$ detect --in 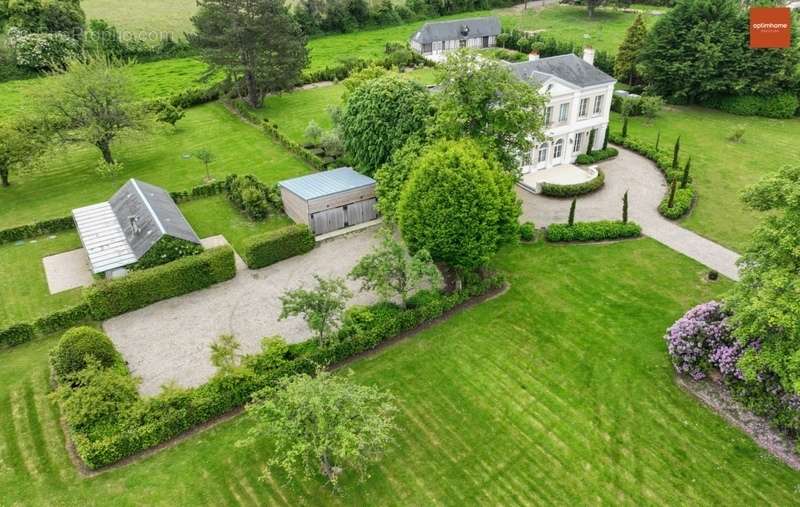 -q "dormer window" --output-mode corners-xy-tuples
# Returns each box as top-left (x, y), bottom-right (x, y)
(460, 25), (470, 36)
